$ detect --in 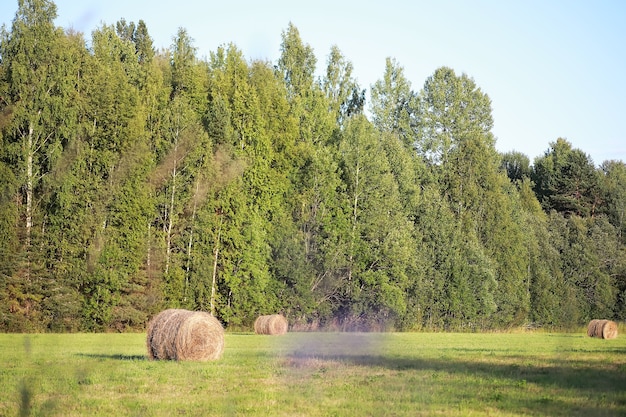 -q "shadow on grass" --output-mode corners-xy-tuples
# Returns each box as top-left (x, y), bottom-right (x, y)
(284, 350), (626, 416)
(76, 353), (147, 361)
(447, 346), (626, 354)
(288, 351), (626, 394)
